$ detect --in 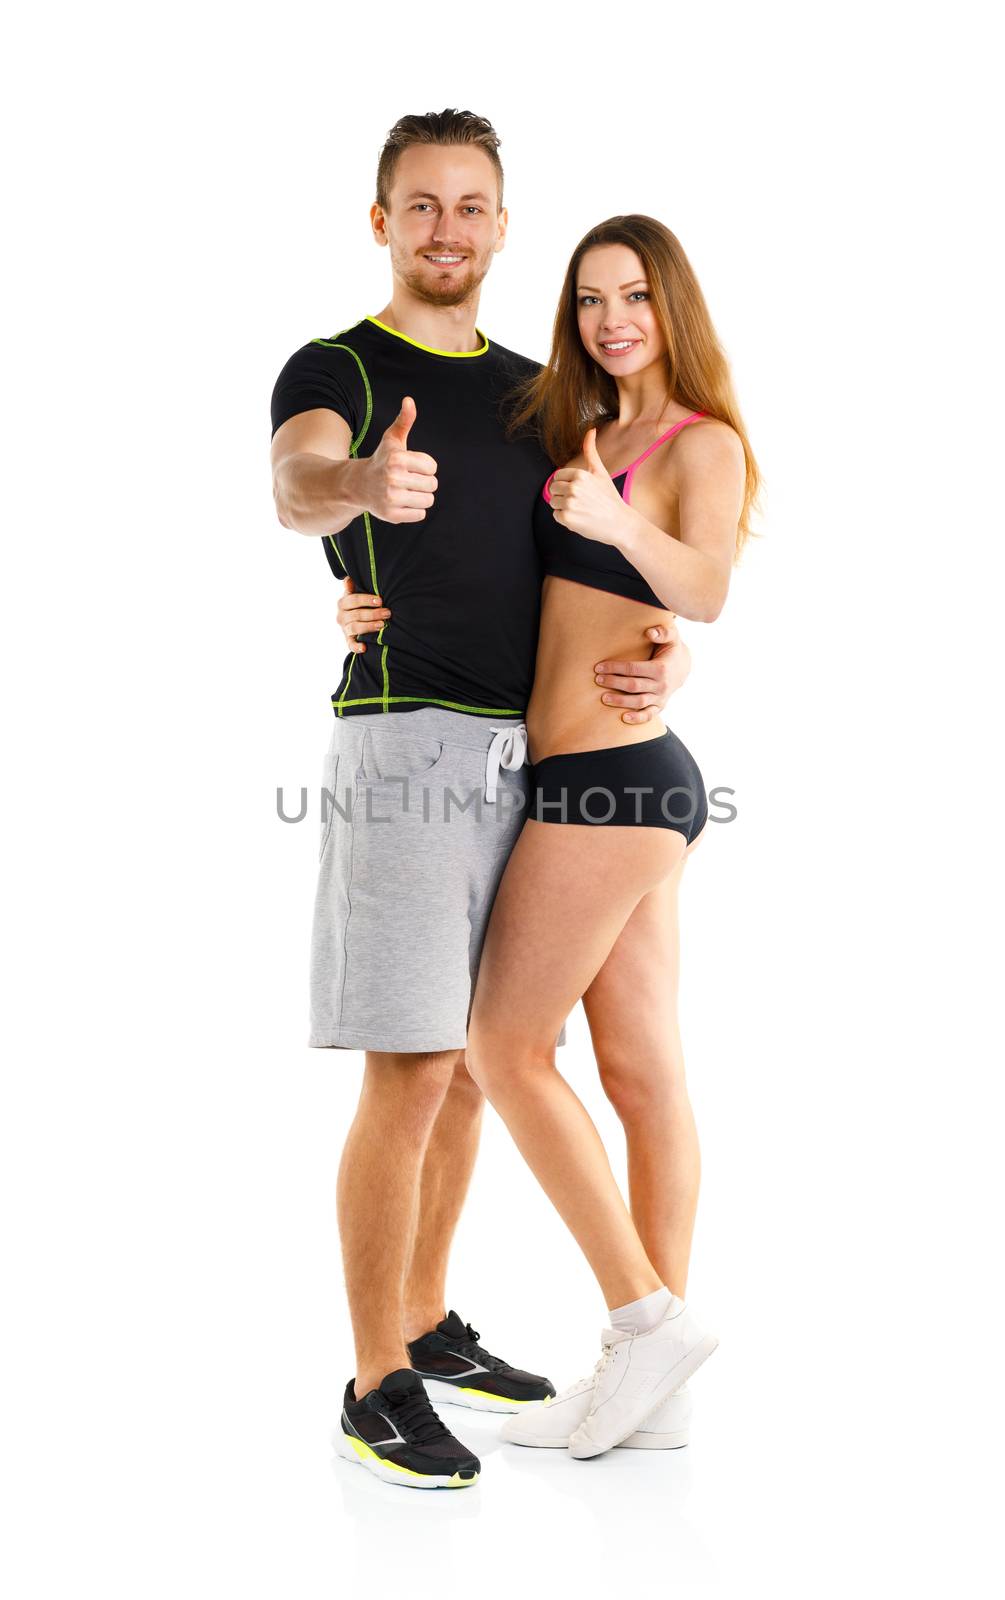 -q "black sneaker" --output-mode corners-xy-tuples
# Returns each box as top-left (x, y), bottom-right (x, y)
(337, 1368), (480, 1489)
(407, 1310), (556, 1413)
